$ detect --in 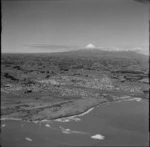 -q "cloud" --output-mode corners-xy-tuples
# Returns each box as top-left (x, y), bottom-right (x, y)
(134, 0), (150, 4)
(3, 0), (75, 2)
(25, 44), (79, 51)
